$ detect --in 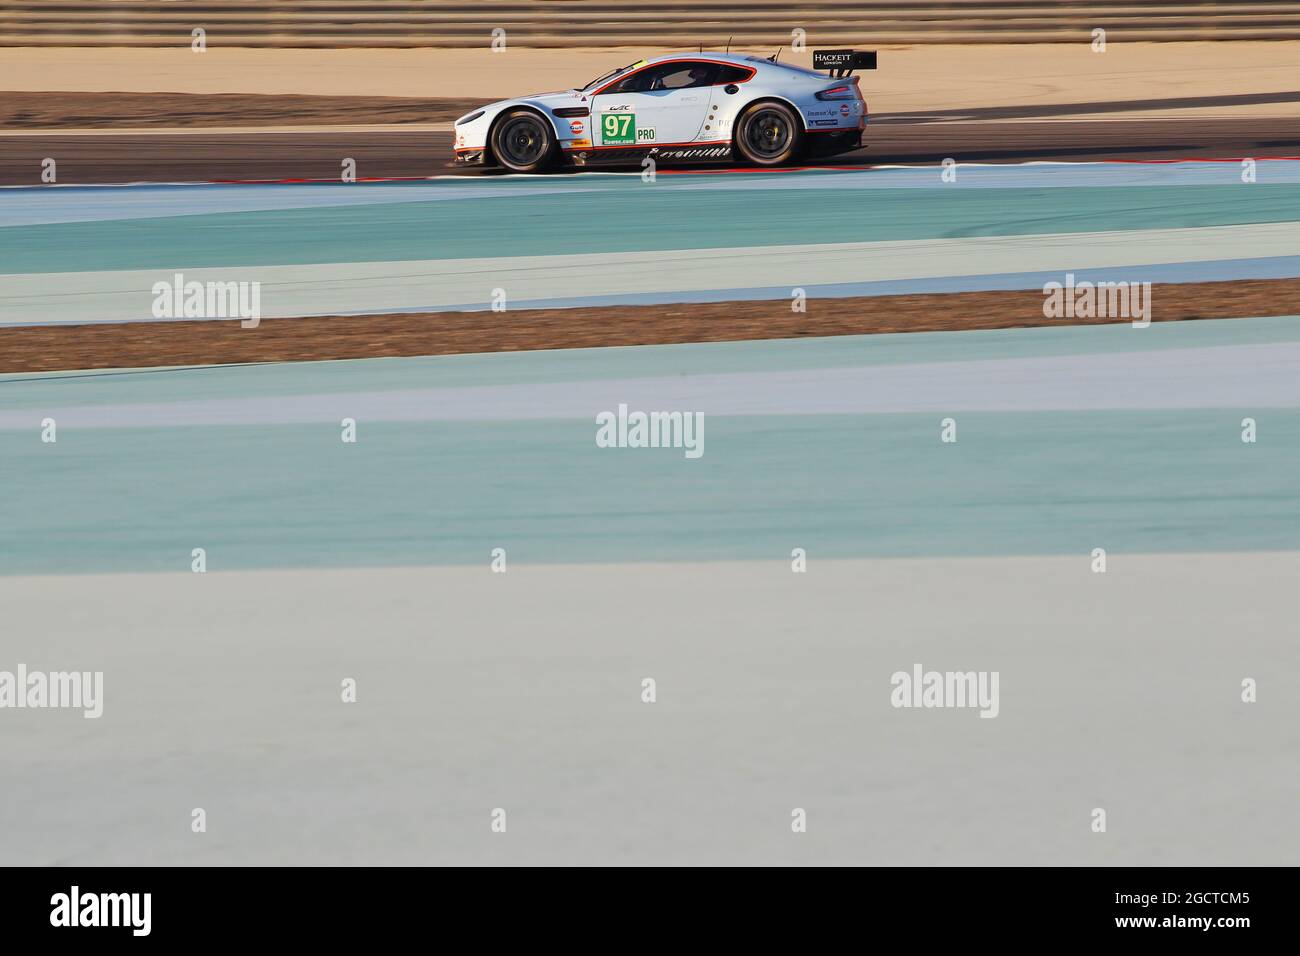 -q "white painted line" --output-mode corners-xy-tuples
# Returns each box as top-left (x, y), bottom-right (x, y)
(4, 341), (1298, 429)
